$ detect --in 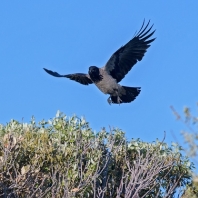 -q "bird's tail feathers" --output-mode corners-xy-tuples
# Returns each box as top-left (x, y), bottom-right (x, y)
(110, 86), (141, 104)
